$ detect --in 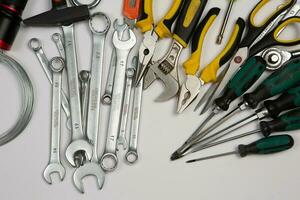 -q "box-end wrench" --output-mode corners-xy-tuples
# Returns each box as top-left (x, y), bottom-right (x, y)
(72, 13), (110, 193)
(102, 19), (127, 105)
(28, 38), (71, 130)
(100, 28), (136, 172)
(117, 56), (138, 151)
(52, 33), (65, 59)
(43, 57), (66, 184)
(125, 76), (143, 164)
(79, 70), (90, 136)
(63, 24), (93, 167)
